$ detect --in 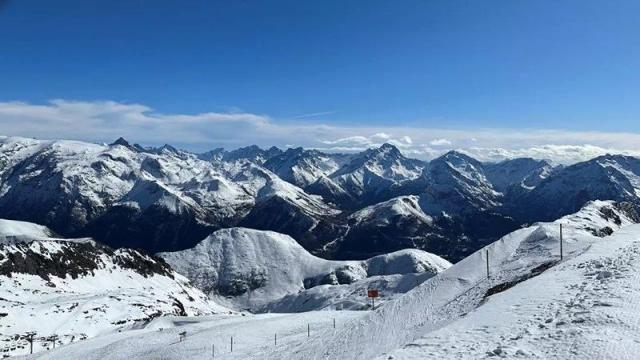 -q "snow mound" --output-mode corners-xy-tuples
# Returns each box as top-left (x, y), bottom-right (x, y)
(365, 249), (451, 276)
(159, 228), (450, 312)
